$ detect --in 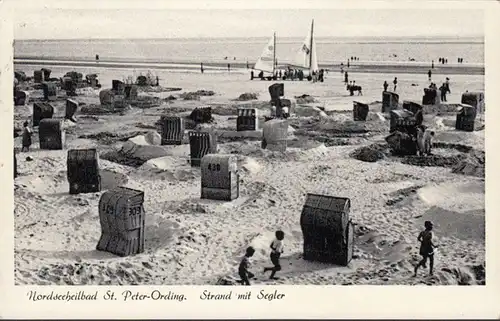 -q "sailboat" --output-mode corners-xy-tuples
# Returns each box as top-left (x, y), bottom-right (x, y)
(290, 19), (319, 79)
(251, 32), (278, 80)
